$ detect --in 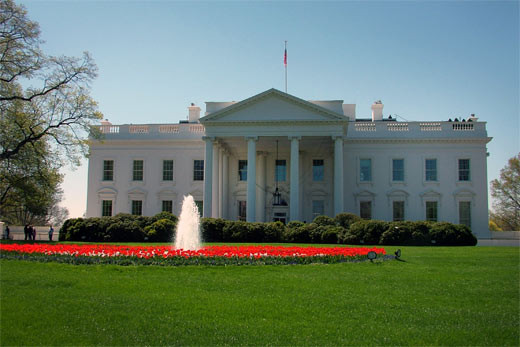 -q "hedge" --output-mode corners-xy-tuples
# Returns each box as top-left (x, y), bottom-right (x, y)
(59, 213), (477, 246)
(59, 212), (178, 242)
